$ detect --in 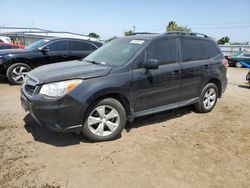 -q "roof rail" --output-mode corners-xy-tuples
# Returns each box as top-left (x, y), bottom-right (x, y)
(130, 32), (158, 35)
(165, 31), (208, 38)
